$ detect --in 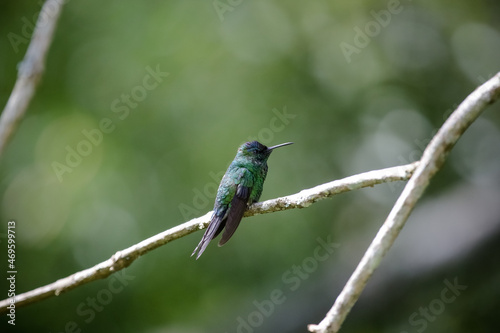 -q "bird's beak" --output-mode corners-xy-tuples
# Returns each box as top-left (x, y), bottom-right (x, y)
(267, 142), (294, 151)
